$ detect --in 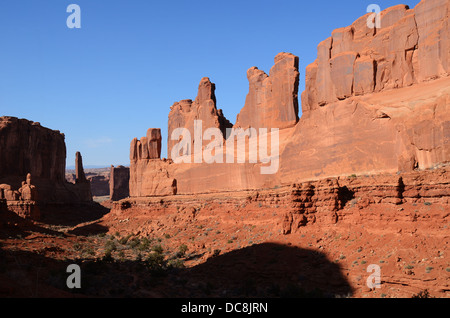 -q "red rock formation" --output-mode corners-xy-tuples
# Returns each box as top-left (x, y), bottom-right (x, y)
(128, 0), (448, 197)
(129, 159), (177, 197)
(167, 78), (232, 159)
(279, 0), (450, 184)
(301, 1), (449, 112)
(0, 117), (66, 184)
(88, 174), (110, 197)
(130, 128), (162, 161)
(0, 117), (93, 207)
(75, 152), (87, 183)
(71, 152), (92, 202)
(18, 173), (38, 201)
(235, 52), (300, 130)
(110, 165), (130, 201)
(67, 168), (111, 197)
(130, 129), (177, 197)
